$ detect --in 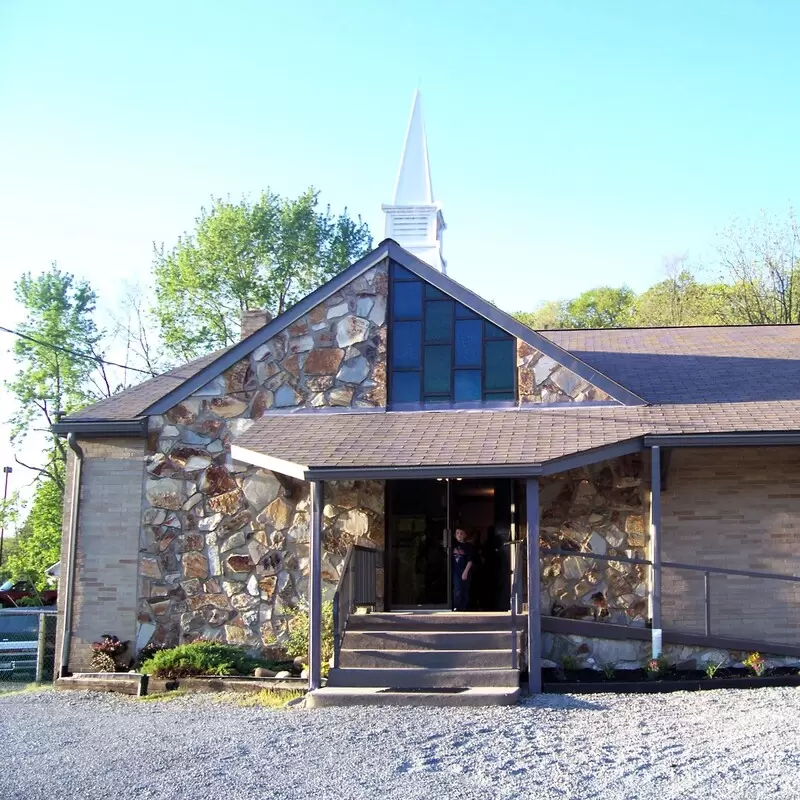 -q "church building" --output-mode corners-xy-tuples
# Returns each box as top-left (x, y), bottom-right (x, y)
(53, 92), (800, 704)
